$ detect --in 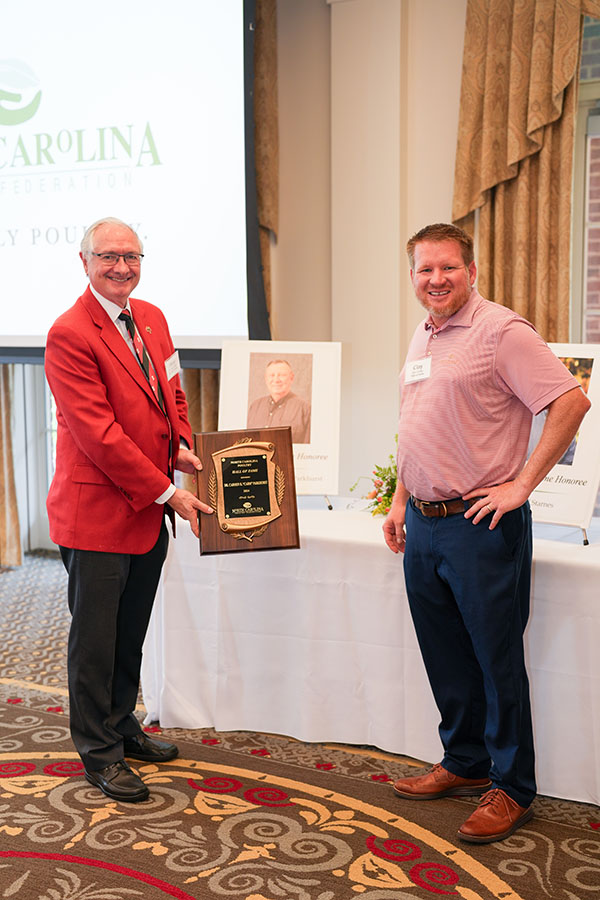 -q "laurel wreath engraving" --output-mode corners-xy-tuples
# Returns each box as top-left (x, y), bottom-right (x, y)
(208, 470), (218, 510)
(275, 466), (285, 505)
